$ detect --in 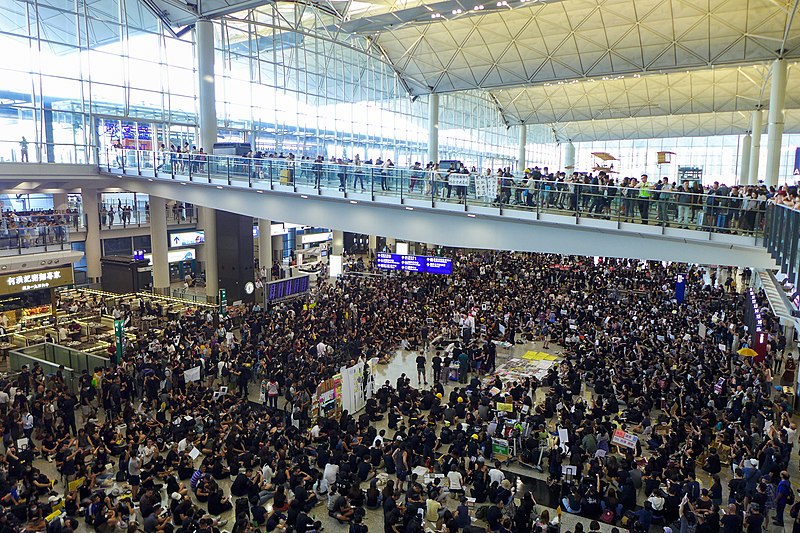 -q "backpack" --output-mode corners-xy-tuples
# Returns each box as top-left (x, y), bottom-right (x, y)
(791, 502), (800, 519)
